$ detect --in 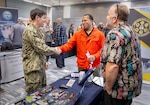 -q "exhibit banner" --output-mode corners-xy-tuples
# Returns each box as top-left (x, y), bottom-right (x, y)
(128, 7), (150, 82)
(0, 7), (18, 43)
